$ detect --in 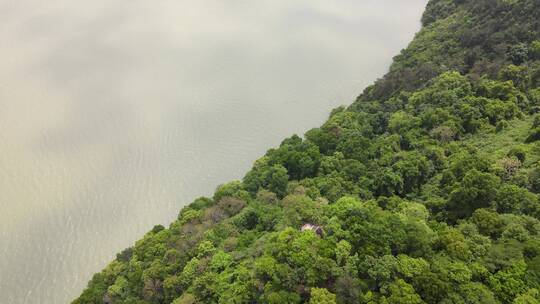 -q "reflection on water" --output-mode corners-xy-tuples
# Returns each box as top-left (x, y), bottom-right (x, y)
(0, 1), (427, 302)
